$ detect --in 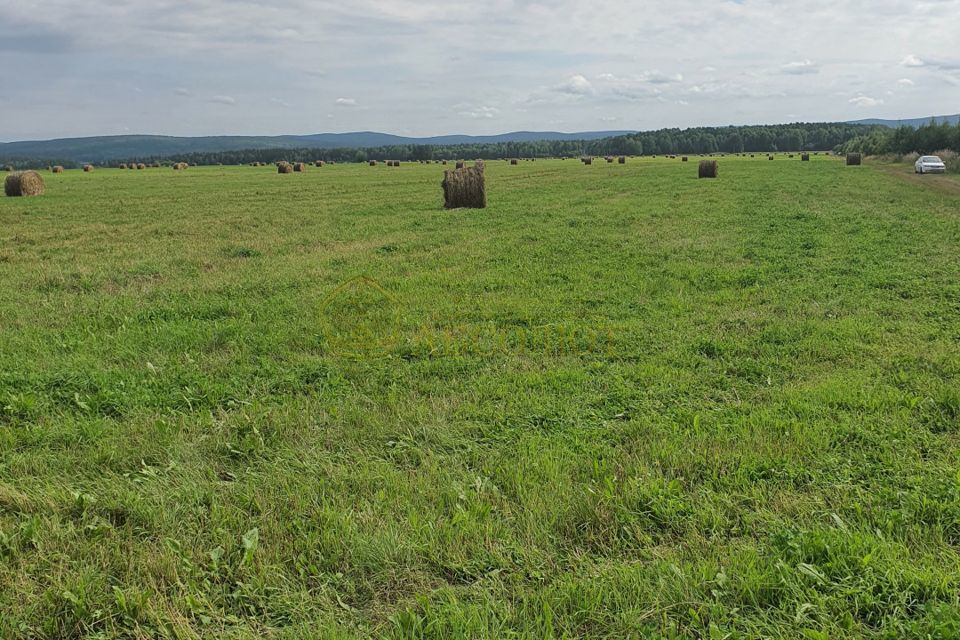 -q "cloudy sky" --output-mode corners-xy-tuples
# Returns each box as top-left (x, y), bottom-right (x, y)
(1, 0), (958, 141)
